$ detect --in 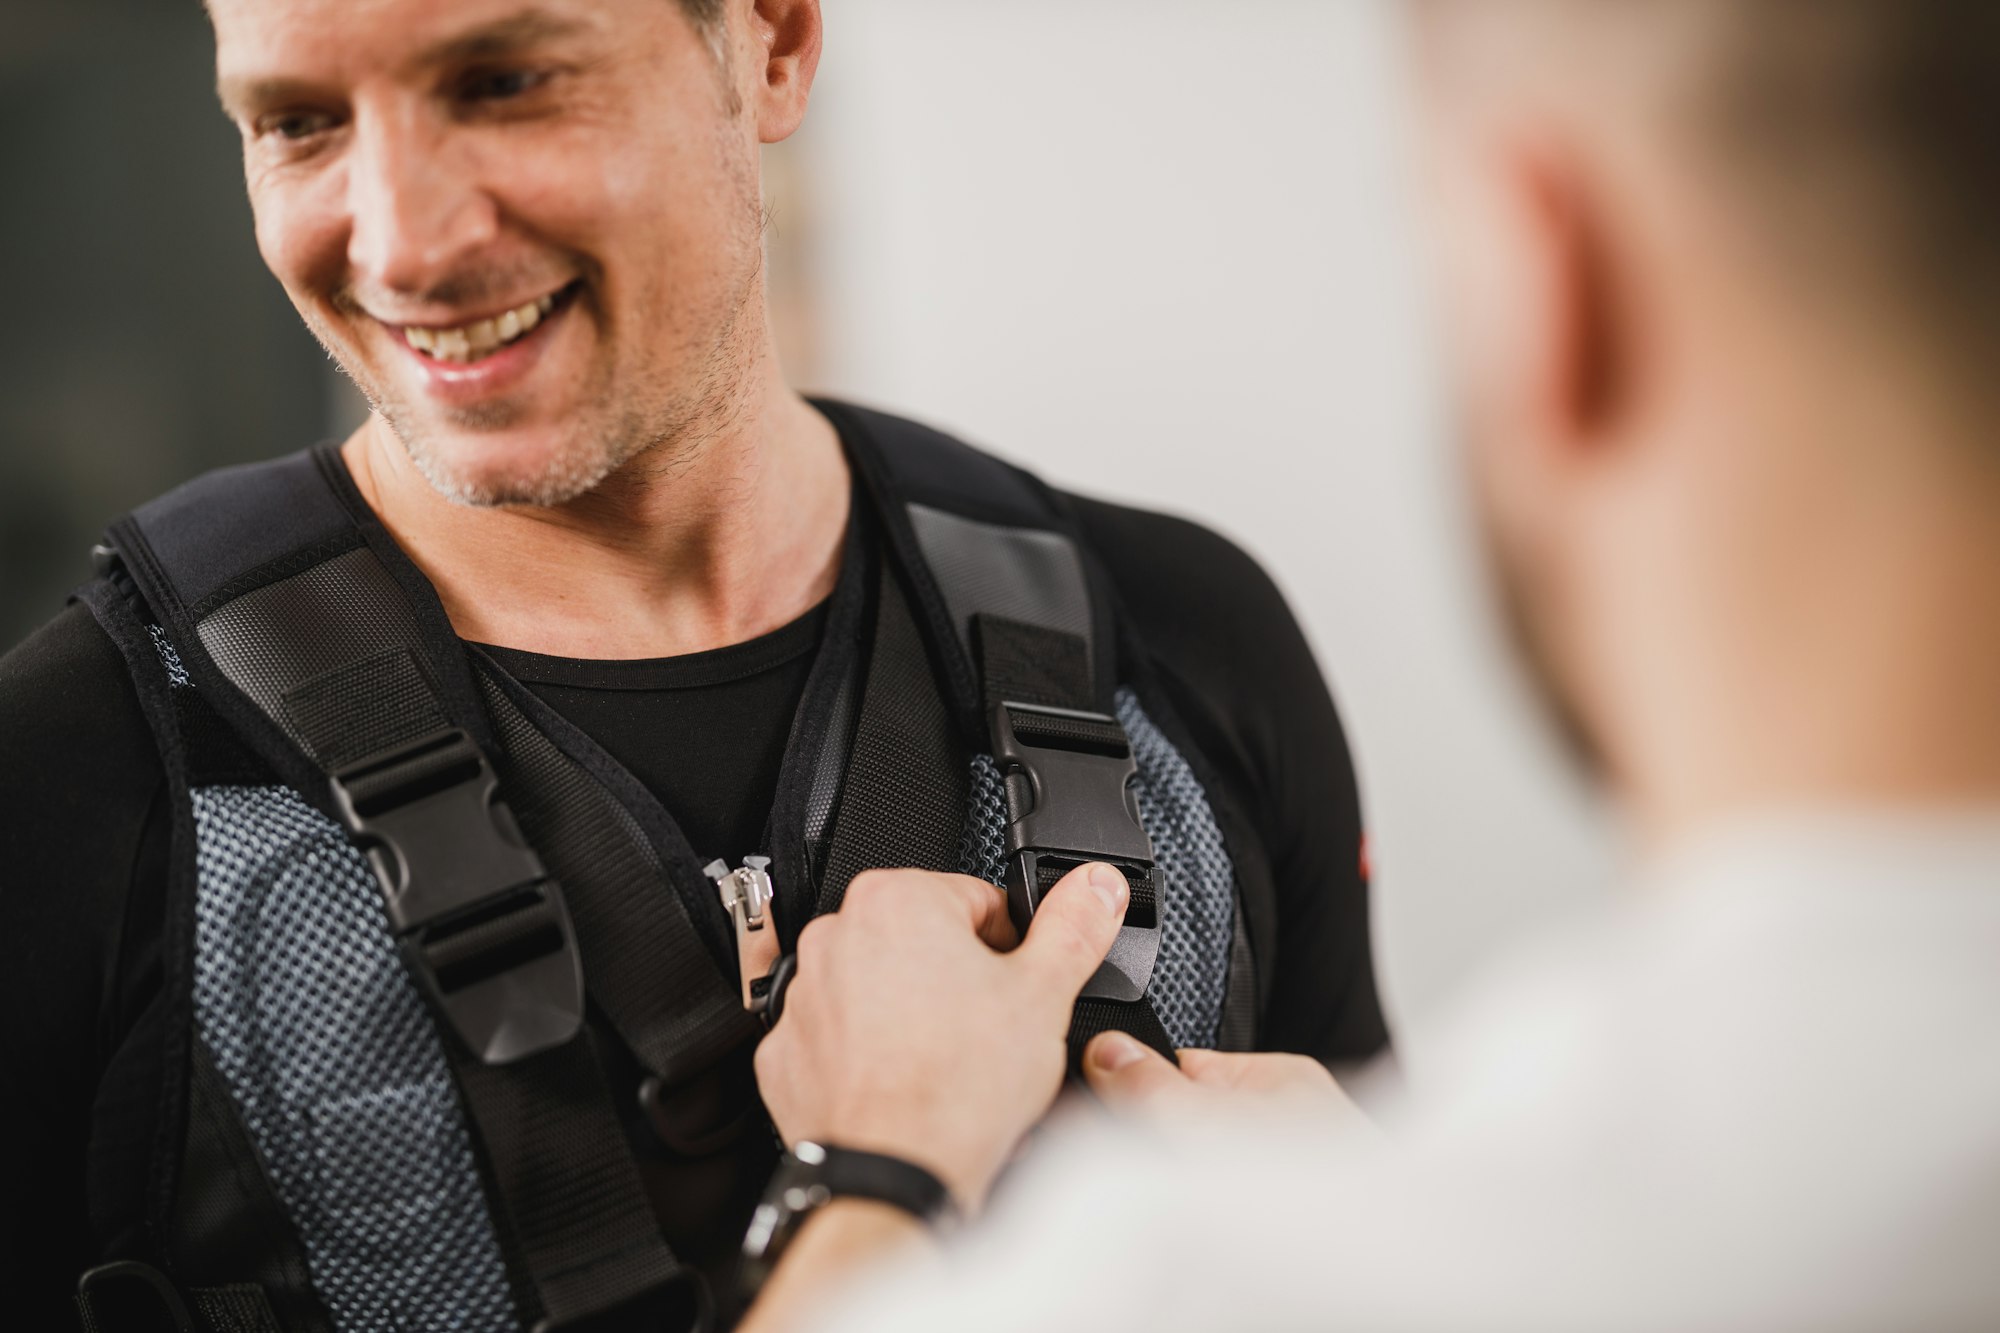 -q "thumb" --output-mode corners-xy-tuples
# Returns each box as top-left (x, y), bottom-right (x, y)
(1082, 1031), (1195, 1110)
(1016, 862), (1128, 999)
